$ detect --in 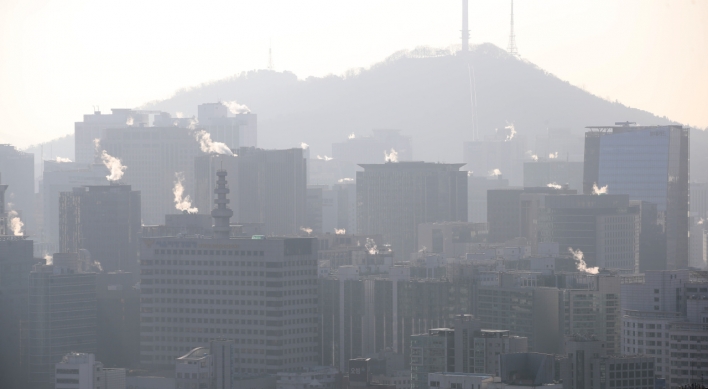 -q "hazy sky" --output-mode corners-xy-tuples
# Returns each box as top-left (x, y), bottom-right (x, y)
(1, 0), (706, 148)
